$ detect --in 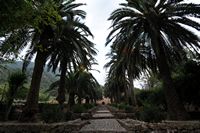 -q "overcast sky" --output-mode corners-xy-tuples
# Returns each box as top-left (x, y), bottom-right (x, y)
(76, 0), (122, 85)
(75, 0), (200, 86)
